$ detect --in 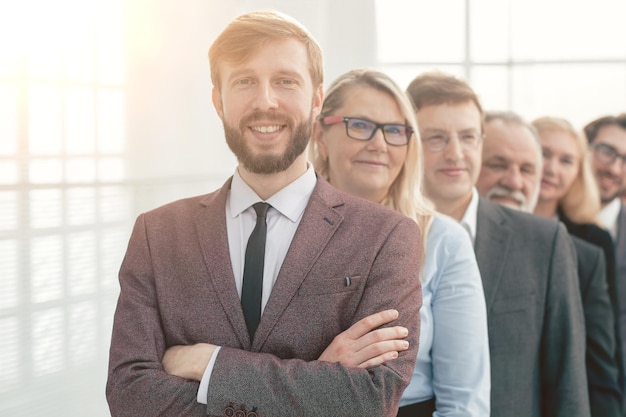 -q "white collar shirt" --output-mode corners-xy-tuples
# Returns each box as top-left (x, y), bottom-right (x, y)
(226, 164), (316, 312)
(599, 197), (622, 239)
(199, 164), (316, 403)
(459, 188), (480, 246)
